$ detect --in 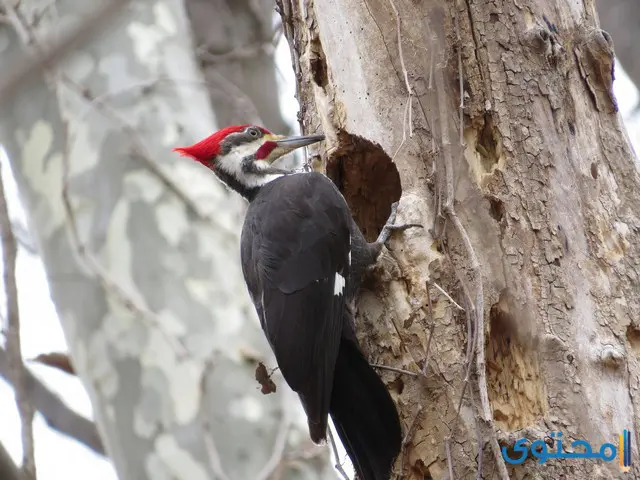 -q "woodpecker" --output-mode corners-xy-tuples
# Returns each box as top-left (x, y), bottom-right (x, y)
(175, 125), (416, 480)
